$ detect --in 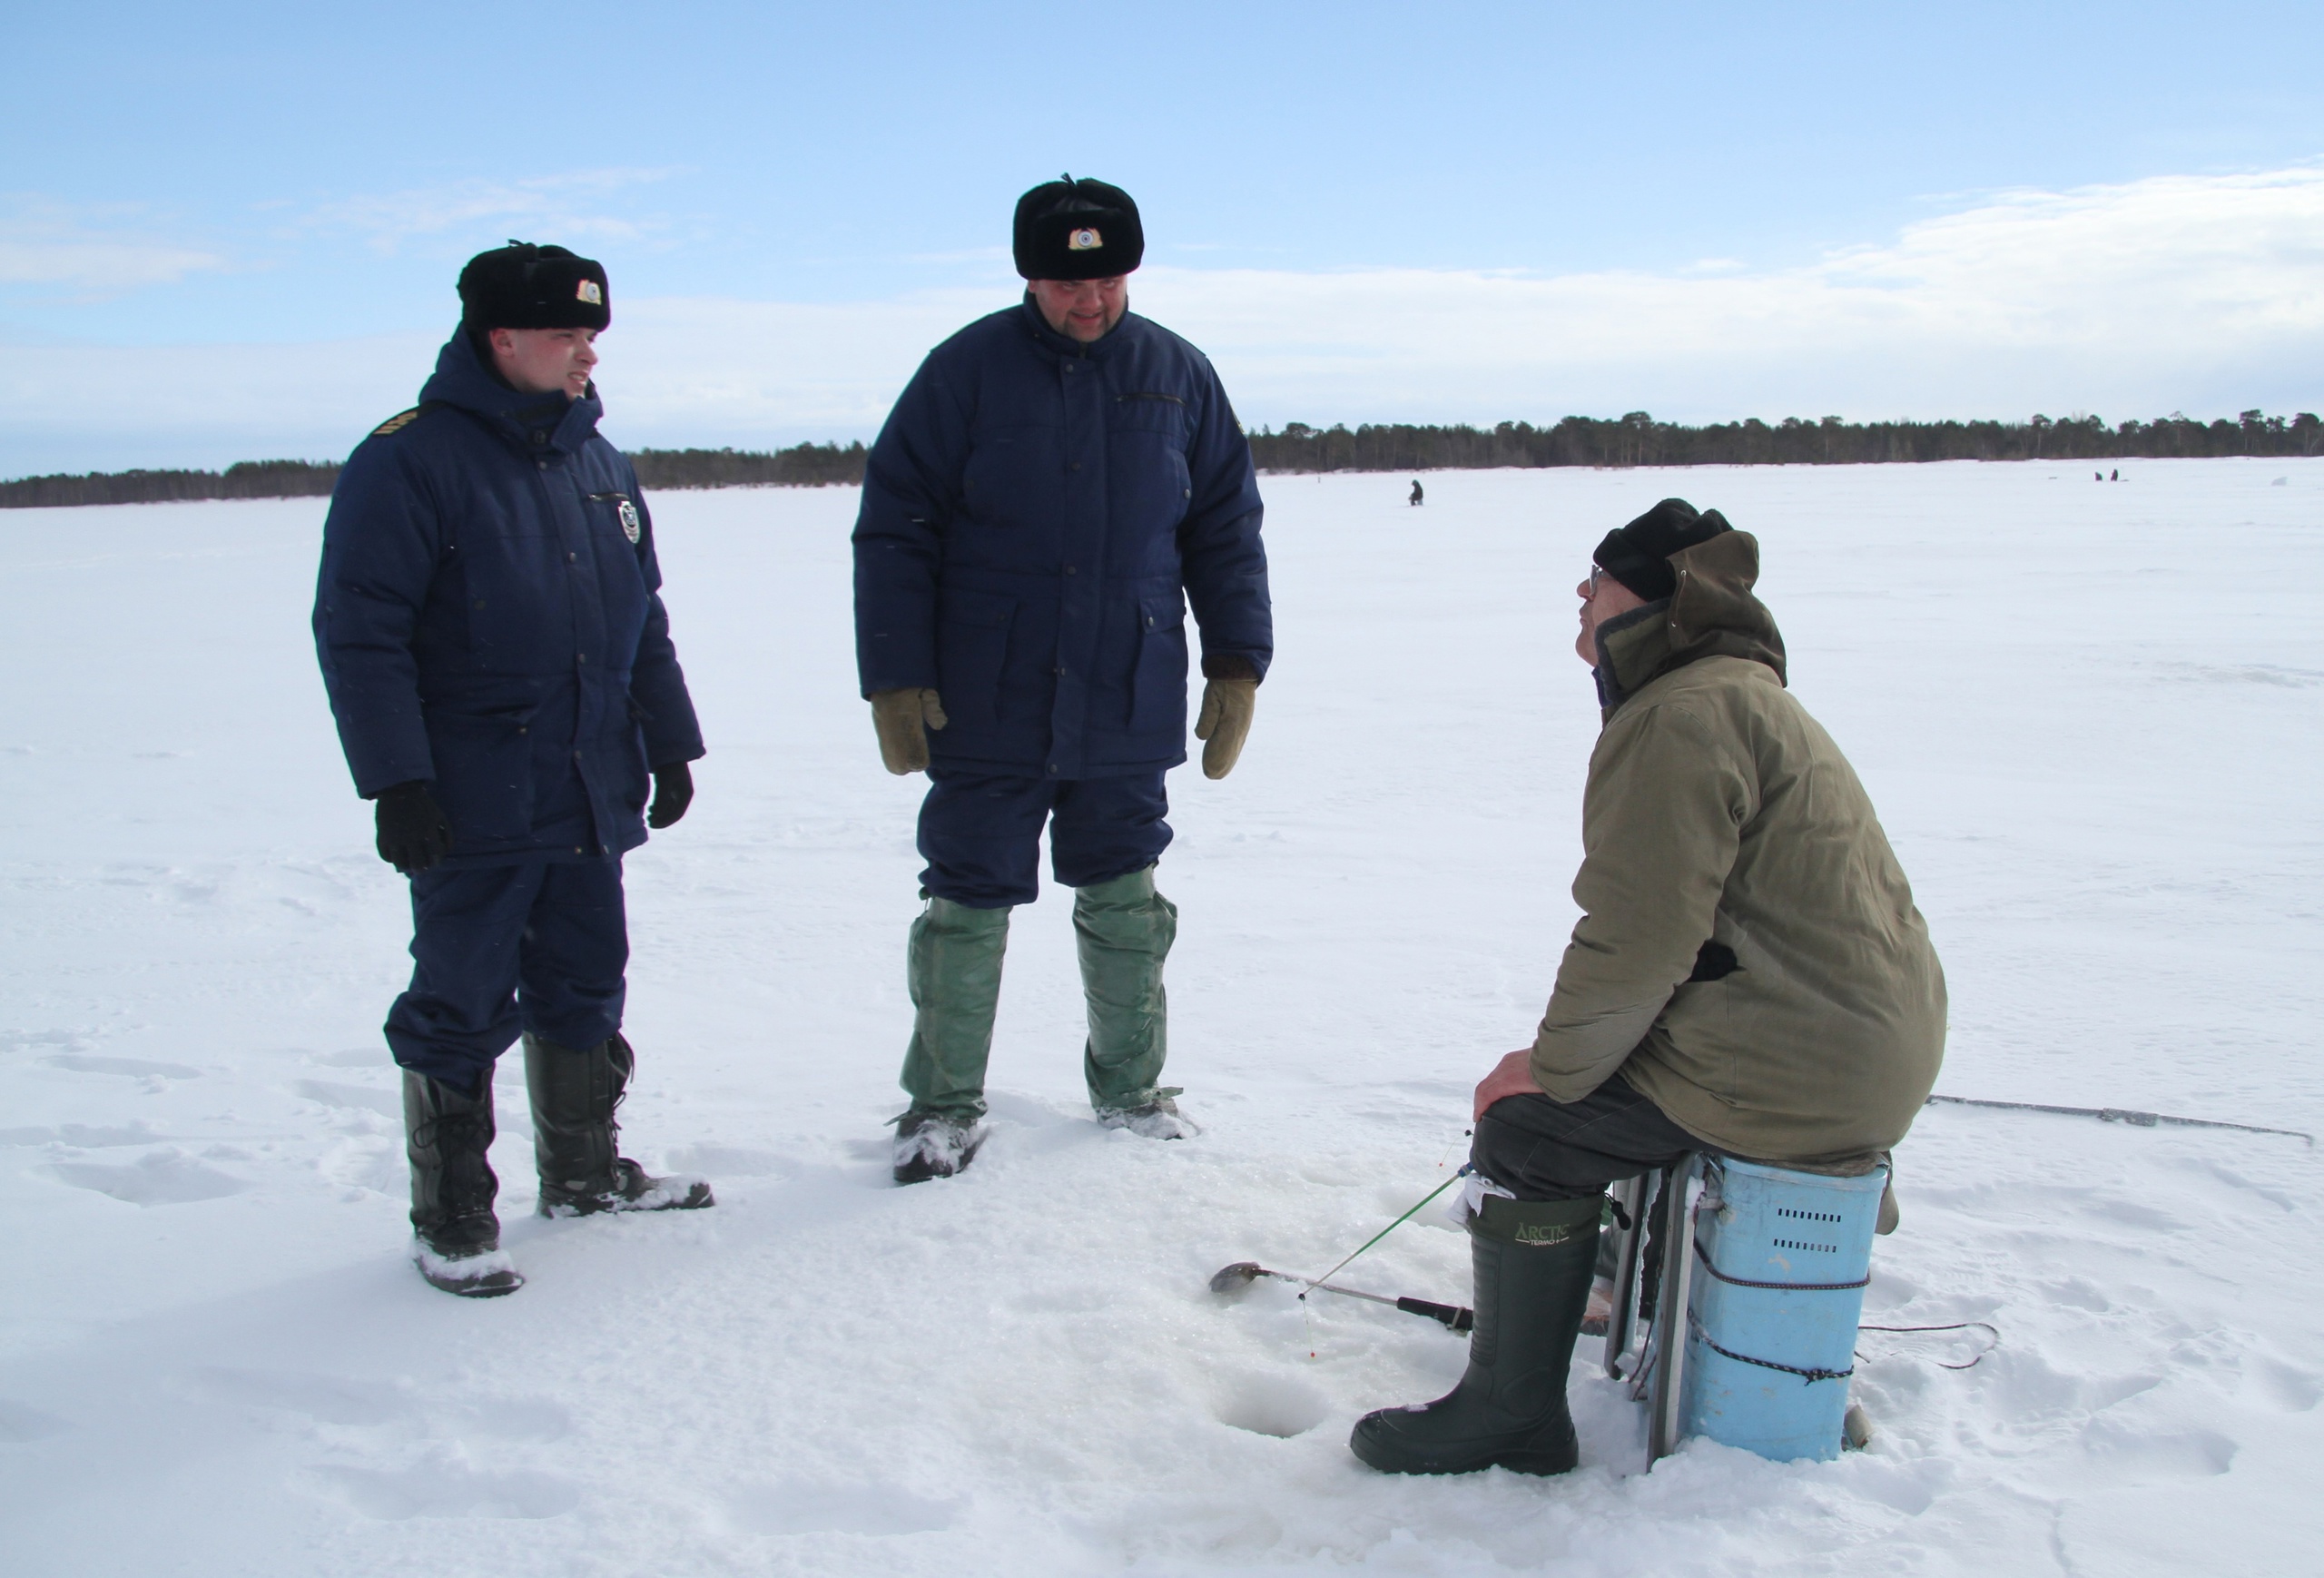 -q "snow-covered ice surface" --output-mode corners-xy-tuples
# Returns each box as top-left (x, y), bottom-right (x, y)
(3, 459), (2320, 1575)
